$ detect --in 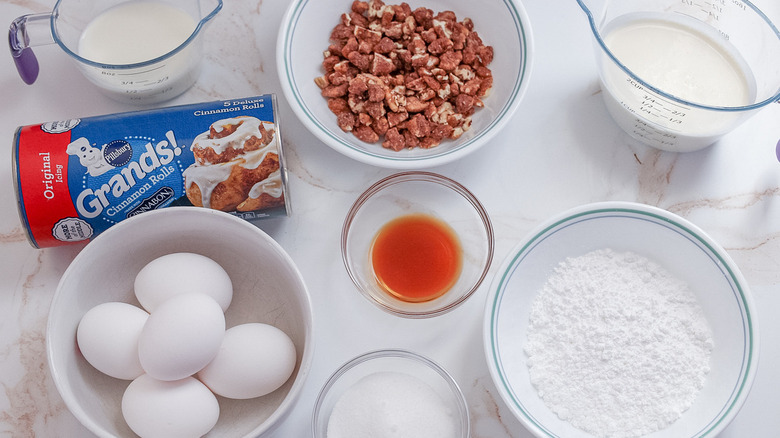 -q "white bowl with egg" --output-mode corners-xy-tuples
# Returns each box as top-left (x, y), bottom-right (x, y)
(277, 0), (534, 168)
(47, 207), (313, 438)
(484, 201), (759, 438)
